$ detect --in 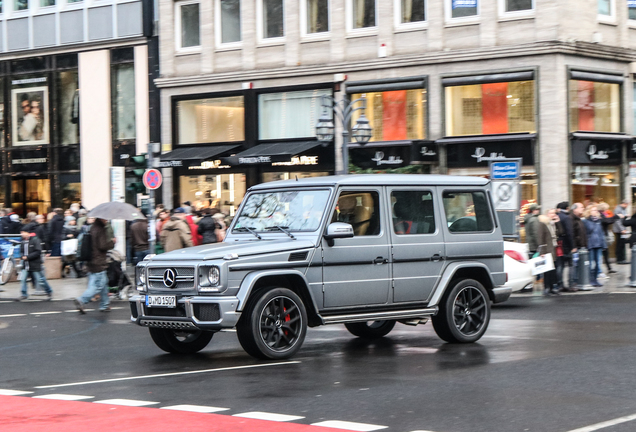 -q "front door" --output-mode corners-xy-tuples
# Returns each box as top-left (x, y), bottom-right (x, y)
(322, 188), (391, 309)
(11, 178), (51, 217)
